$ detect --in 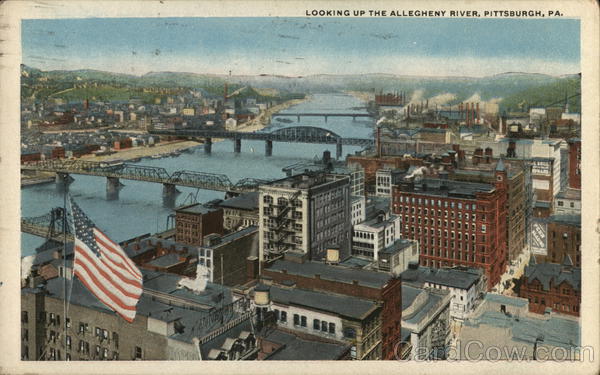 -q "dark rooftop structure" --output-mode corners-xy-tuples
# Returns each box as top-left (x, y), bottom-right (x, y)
(398, 177), (495, 199)
(266, 259), (393, 289)
(401, 264), (483, 290)
(524, 257), (581, 293)
(268, 284), (379, 320)
(218, 192), (259, 211)
(262, 329), (350, 360)
(175, 203), (221, 215)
